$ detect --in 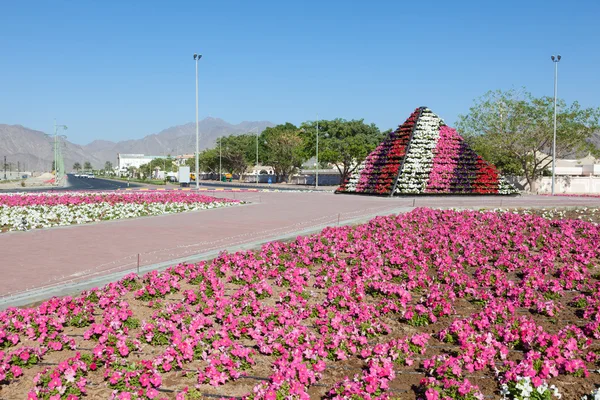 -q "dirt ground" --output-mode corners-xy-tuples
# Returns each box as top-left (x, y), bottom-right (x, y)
(2, 207), (600, 399)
